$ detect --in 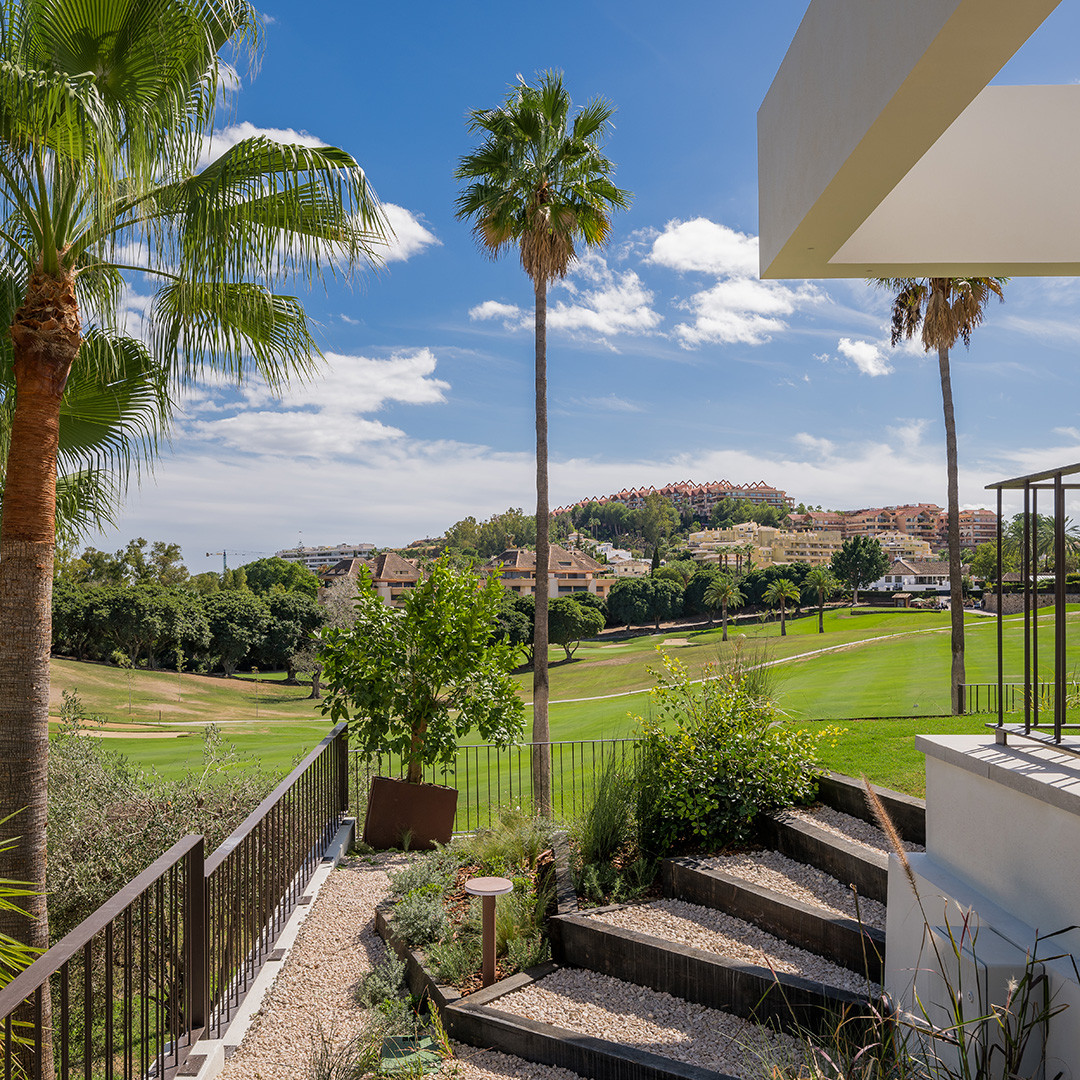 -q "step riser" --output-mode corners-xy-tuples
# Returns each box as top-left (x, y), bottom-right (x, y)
(376, 908), (741, 1080)
(759, 815), (889, 904)
(662, 859), (884, 983)
(816, 773), (926, 846)
(553, 913), (874, 1038)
